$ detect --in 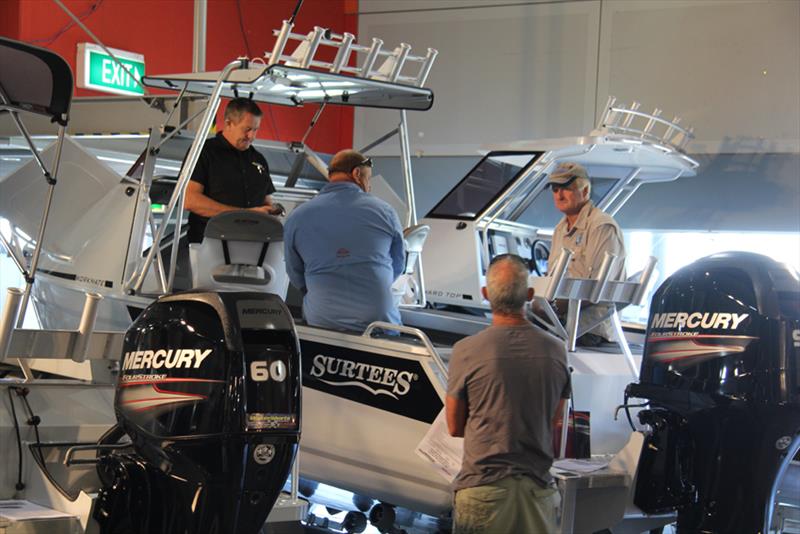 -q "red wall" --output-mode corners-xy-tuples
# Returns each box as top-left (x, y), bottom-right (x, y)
(0, 1), (20, 40)
(4, 0), (358, 153)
